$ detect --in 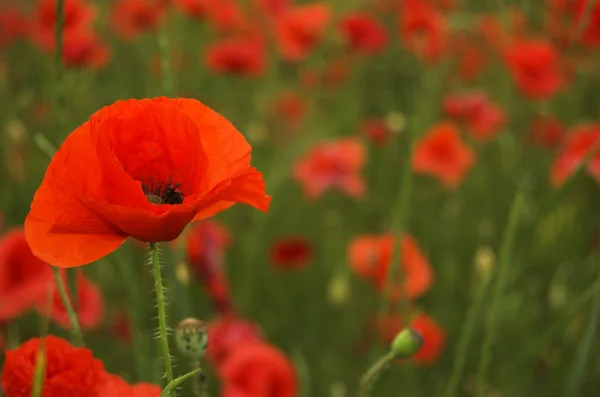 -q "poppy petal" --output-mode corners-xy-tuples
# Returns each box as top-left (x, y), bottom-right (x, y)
(25, 123), (127, 268)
